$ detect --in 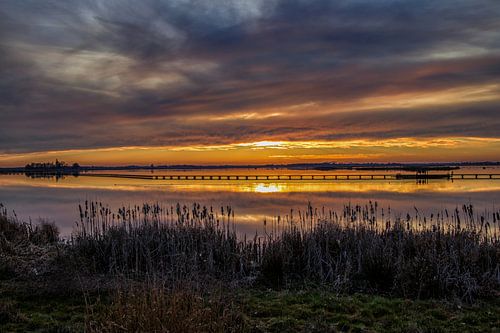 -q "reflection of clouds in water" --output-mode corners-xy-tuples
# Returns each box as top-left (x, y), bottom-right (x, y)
(2, 172), (500, 194)
(0, 173), (499, 236)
